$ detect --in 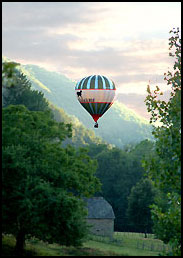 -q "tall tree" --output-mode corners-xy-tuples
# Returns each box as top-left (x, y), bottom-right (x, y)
(89, 145), (145, 231)
(143, 28), (181, 256)
(126, 178), (157, 236)
(2, 61), (50, 112)
(2, 105), (101, 255)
